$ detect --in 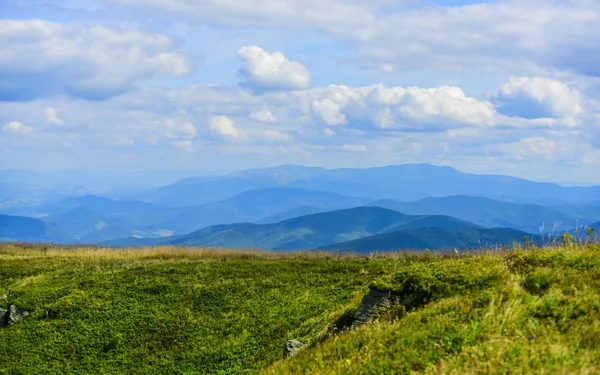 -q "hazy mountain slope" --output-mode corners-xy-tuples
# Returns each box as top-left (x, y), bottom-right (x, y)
(256, 205), (332, 224)
(157, 188), (371, 234)
(45, 207), (167, 243)
(1, 194), (167, 220)
(137, 164), (600, 207)
(0, 214), (73, 243)
(321, 227), (534, 253)
(107, 207), (482, 250)
(367, 196), (585, 233)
